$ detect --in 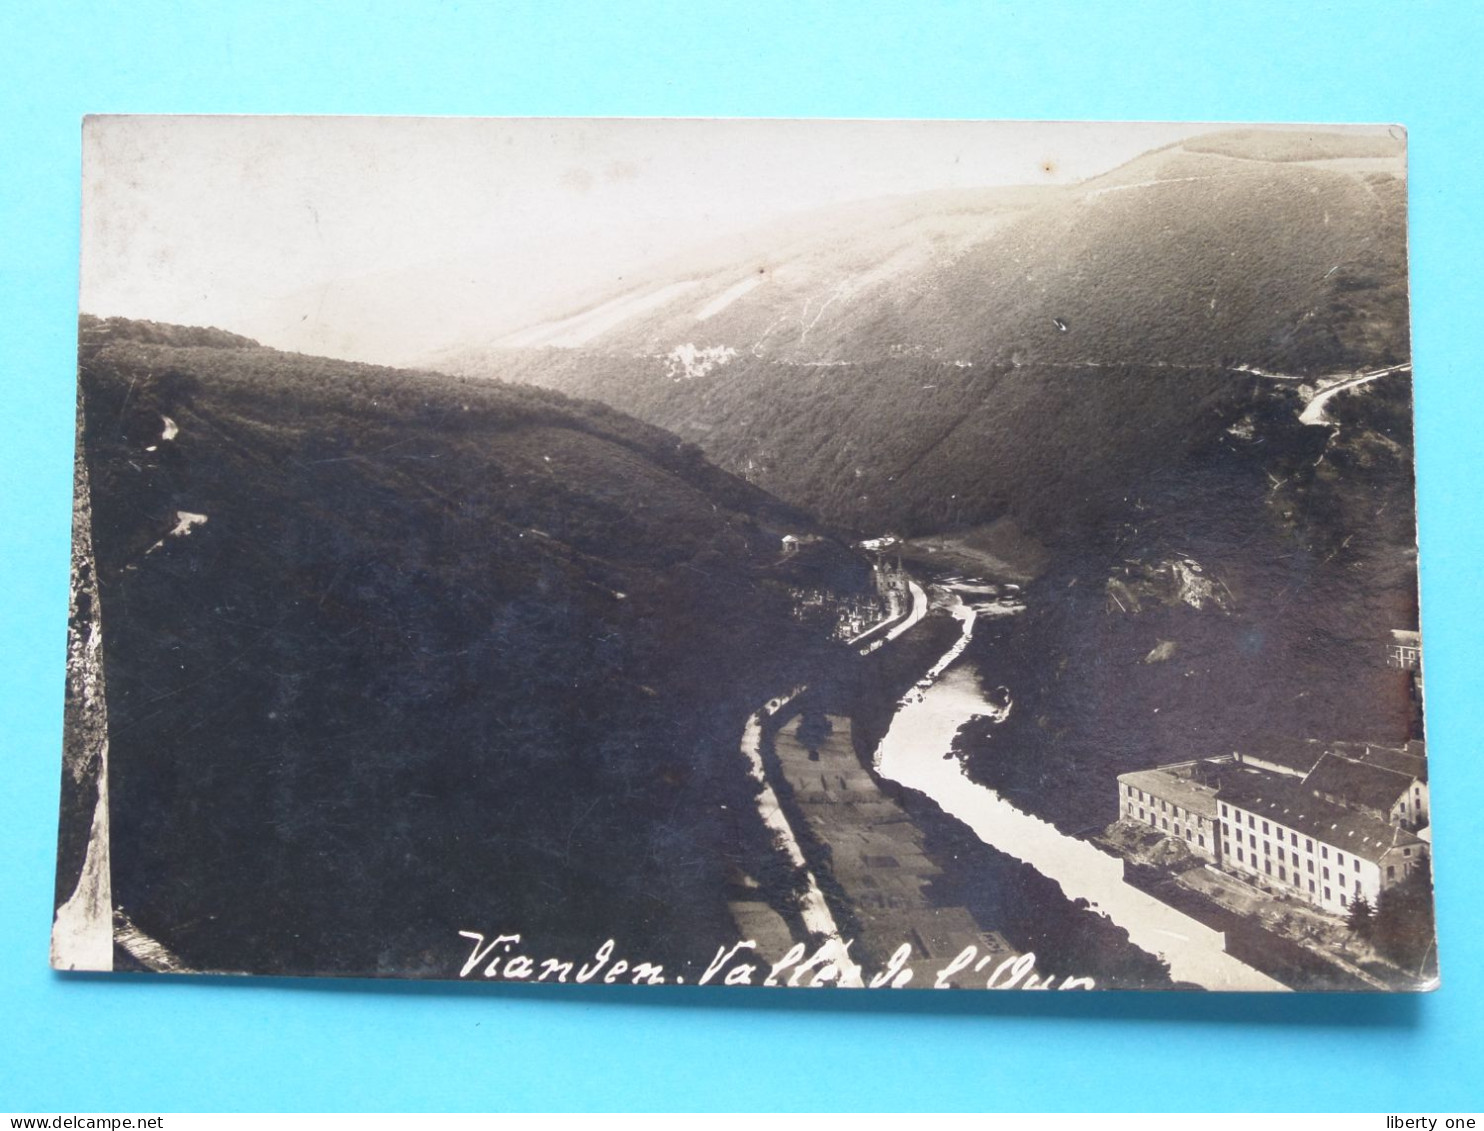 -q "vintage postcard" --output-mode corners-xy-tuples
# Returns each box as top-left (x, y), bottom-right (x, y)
(54, 117), (1432, 991)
